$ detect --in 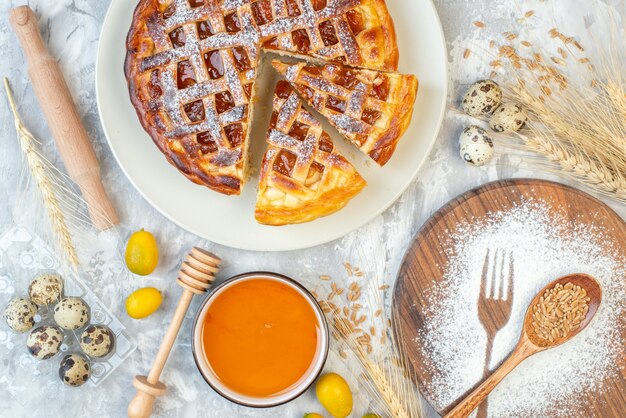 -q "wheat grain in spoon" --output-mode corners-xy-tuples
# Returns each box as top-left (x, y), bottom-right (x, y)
(445, 273), (602, 418)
